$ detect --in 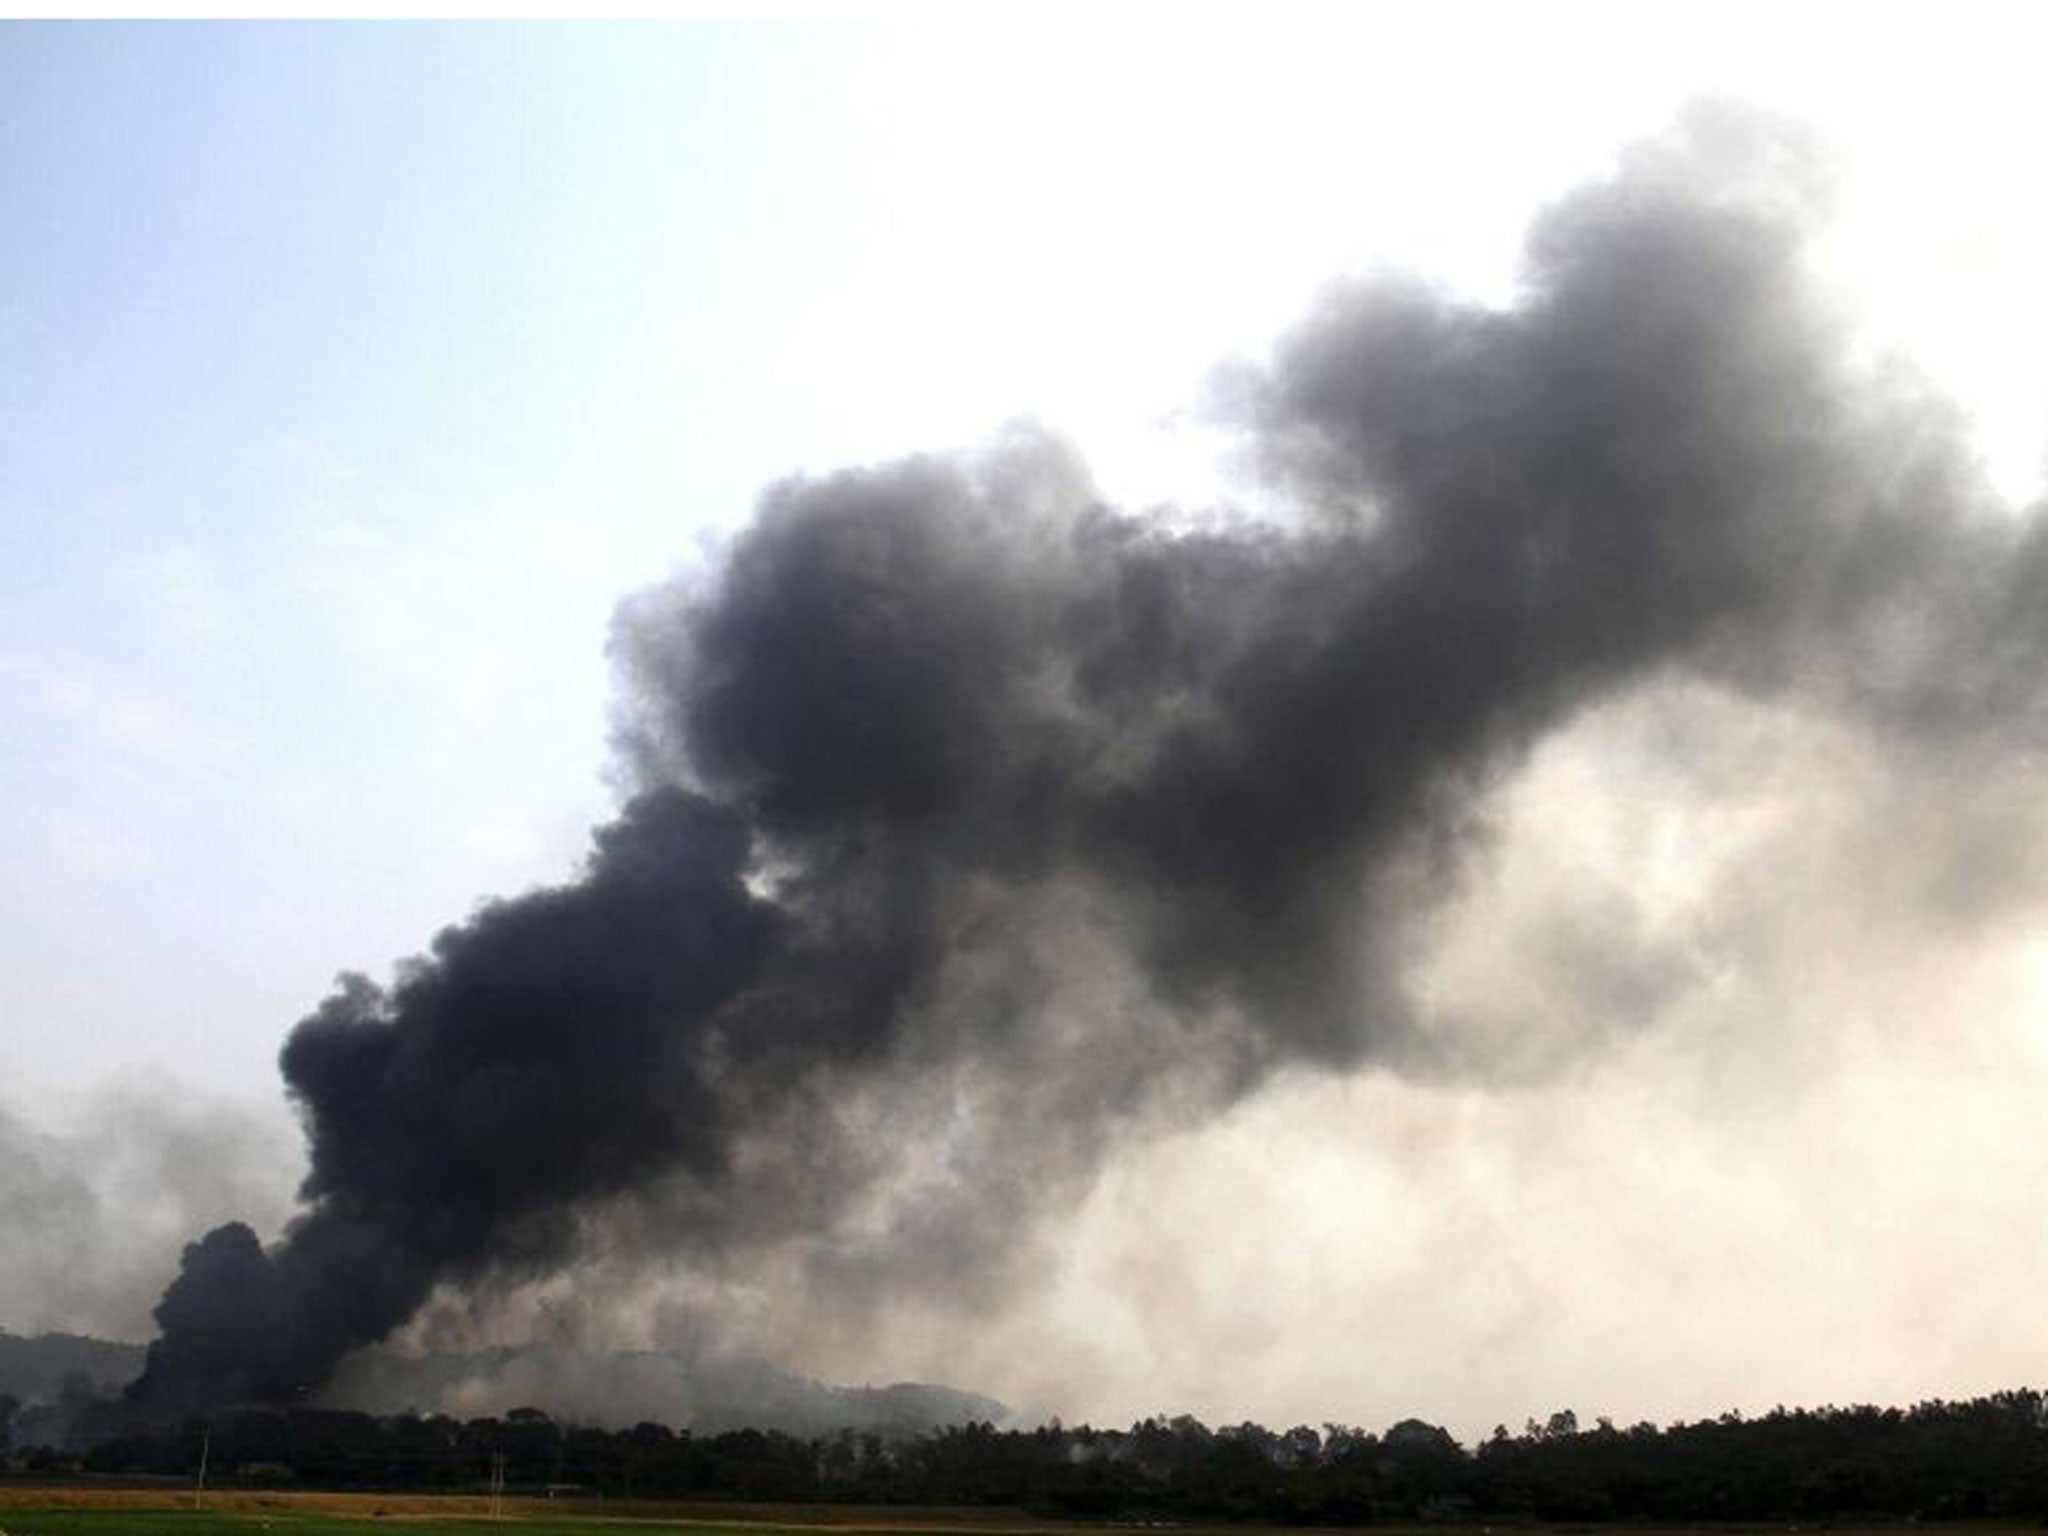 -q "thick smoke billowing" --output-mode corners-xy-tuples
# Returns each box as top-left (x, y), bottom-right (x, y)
(130, 110), (2040, 1413)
